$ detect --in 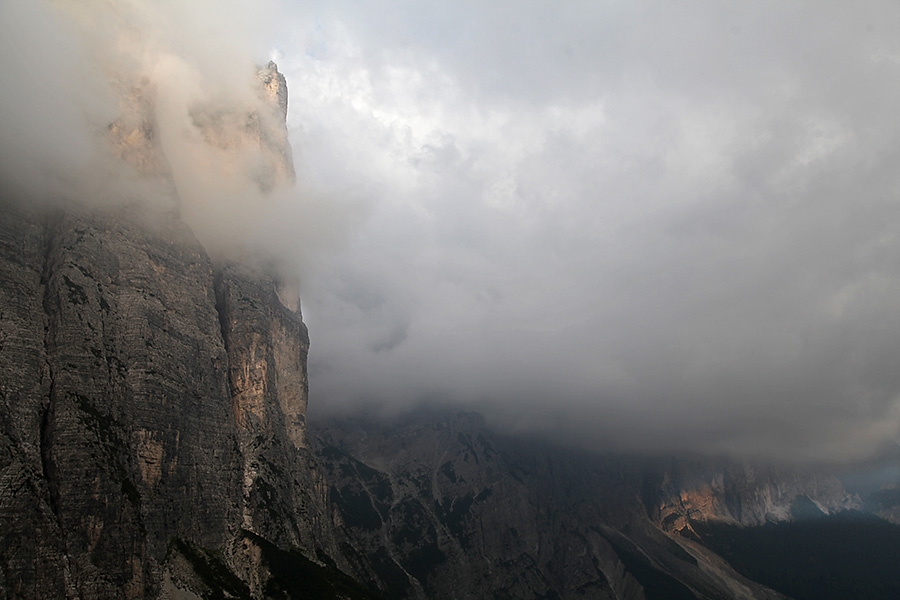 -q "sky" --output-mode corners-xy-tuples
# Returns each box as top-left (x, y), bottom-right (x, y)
(3, 1), (900, 462)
